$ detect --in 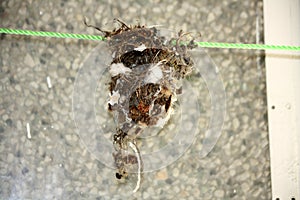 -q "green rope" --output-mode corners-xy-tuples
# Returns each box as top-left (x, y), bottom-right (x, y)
(1, 28), (300, 51)
(195, 42), (300, 51)
(0, 28), (104, 41)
